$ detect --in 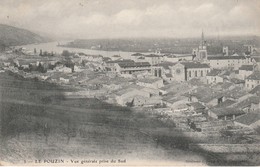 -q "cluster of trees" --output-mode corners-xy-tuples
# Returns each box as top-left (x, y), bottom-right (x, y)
(17, 50), (76, 74)
(18, 62), (49, 73)
(62, 50), (75, 72)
